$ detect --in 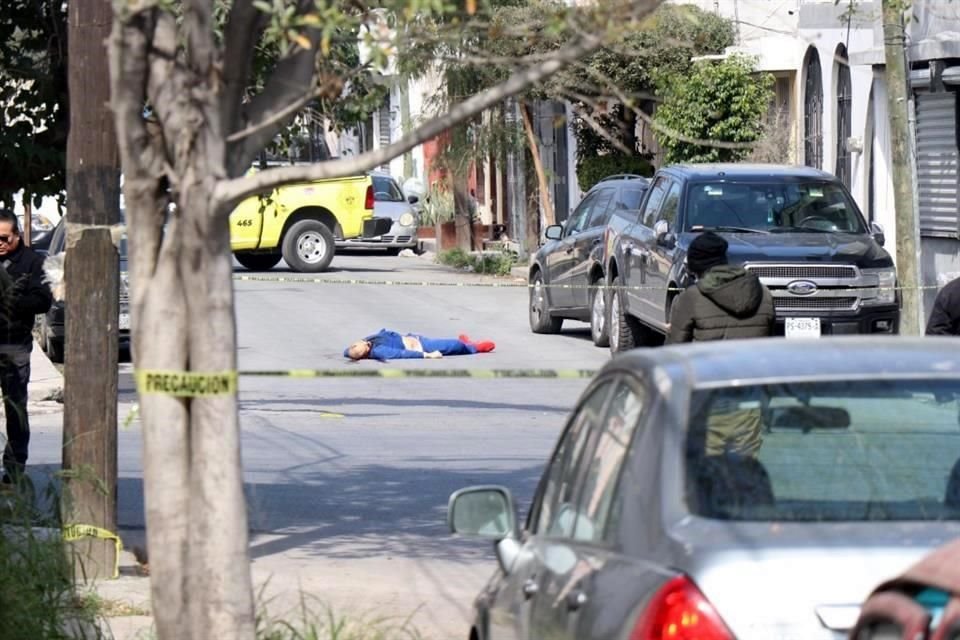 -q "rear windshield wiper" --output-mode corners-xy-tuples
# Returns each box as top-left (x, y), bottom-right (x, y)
(691, 225), (771, 234)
